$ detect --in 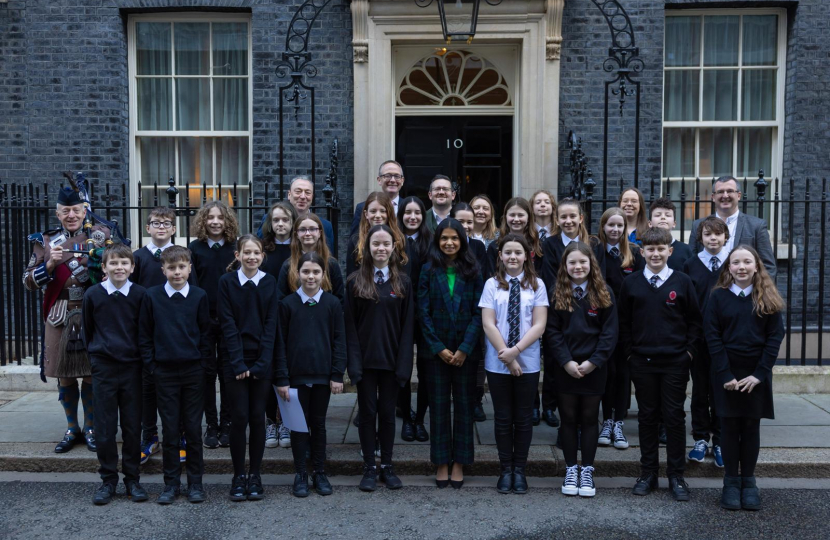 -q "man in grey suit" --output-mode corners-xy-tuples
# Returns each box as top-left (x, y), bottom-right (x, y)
(687, 176), (776, 279)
